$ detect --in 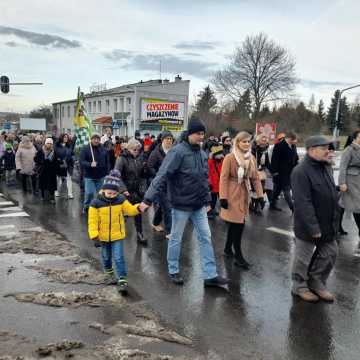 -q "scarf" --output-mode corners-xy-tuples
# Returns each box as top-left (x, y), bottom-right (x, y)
(232, 146), (251, 184)
(42, 146), (54, 161)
